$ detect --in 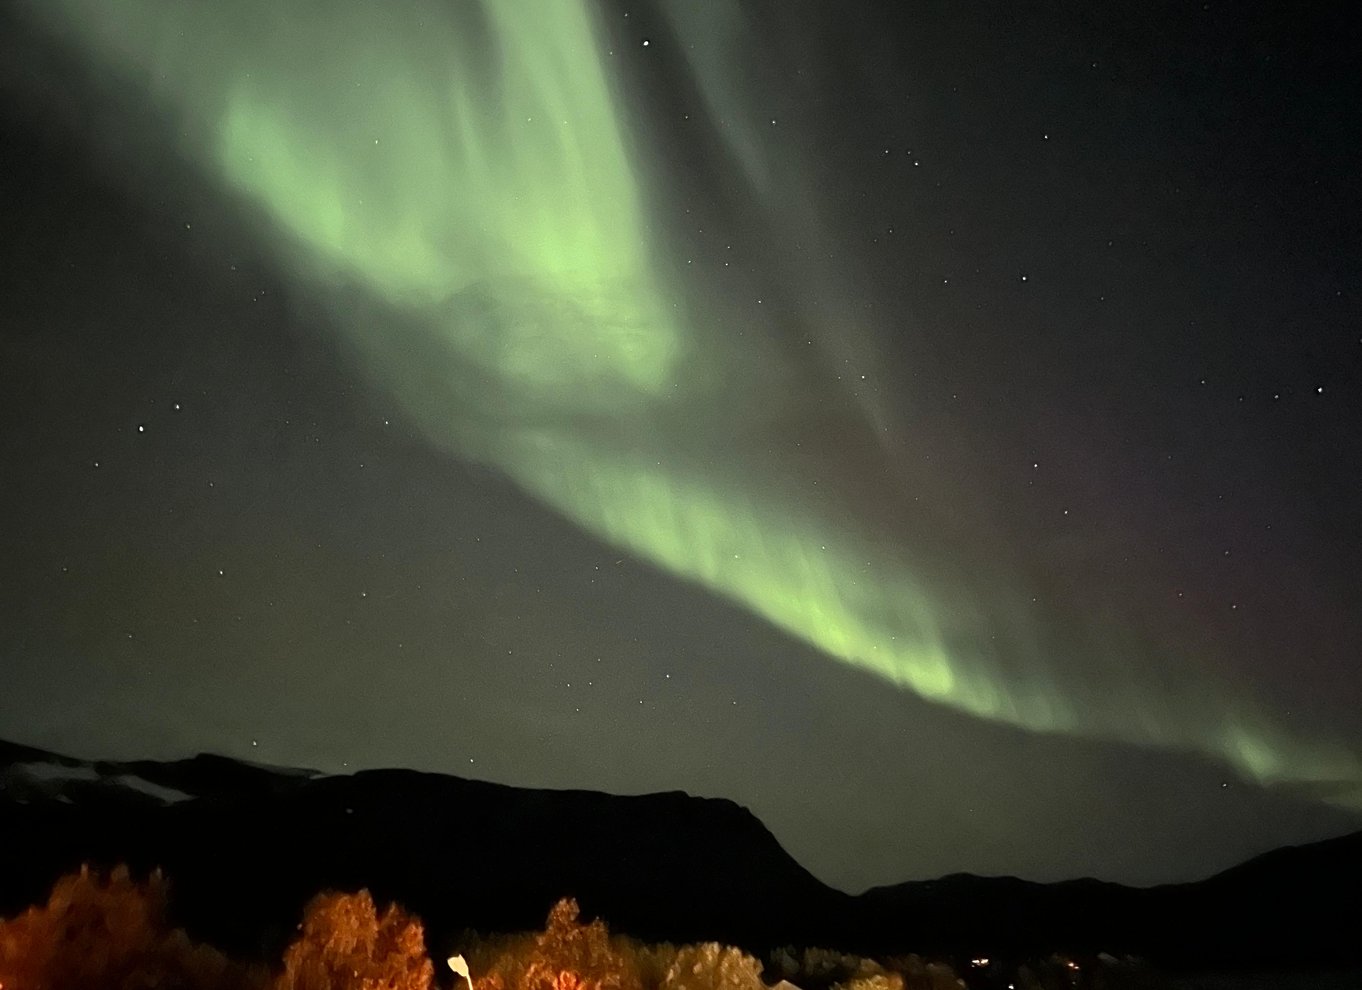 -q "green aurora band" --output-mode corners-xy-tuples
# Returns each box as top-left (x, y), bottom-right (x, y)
(21, 0), (1360, 800)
